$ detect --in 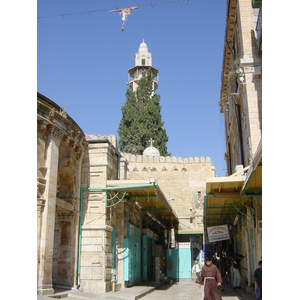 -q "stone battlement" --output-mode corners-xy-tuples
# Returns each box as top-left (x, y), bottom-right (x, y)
(121, 152), (212, 164)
